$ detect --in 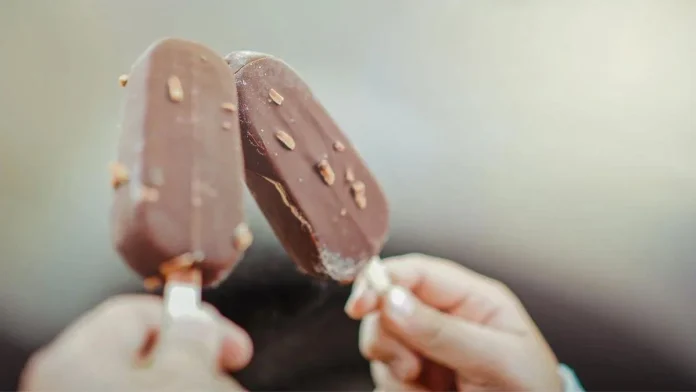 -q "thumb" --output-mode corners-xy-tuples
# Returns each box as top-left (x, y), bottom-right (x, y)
(380, 286), (515, 376)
